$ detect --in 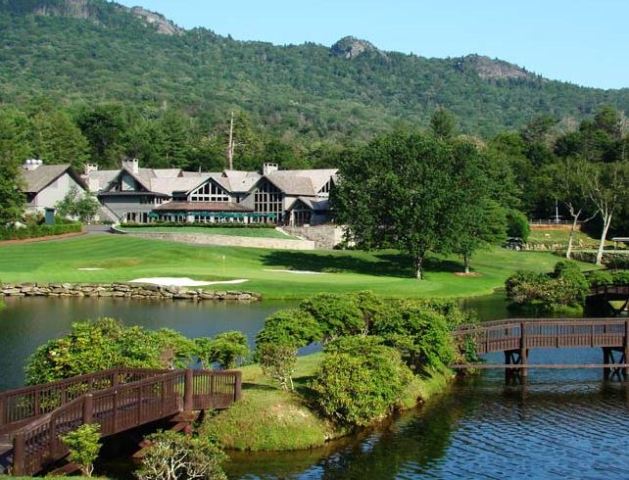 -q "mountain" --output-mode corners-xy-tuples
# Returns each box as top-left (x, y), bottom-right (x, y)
(0, 0), (627, 141)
